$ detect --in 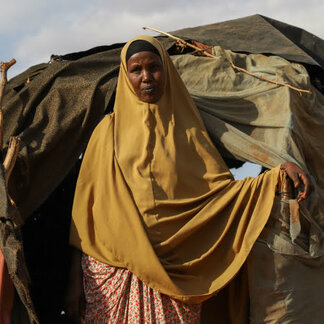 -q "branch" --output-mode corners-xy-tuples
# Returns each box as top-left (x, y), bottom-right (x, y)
(143, 26), (312, 95)
(0, 59), (20, 207)
(3, 136), (21, 188)
(0, 59), (16, 151)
